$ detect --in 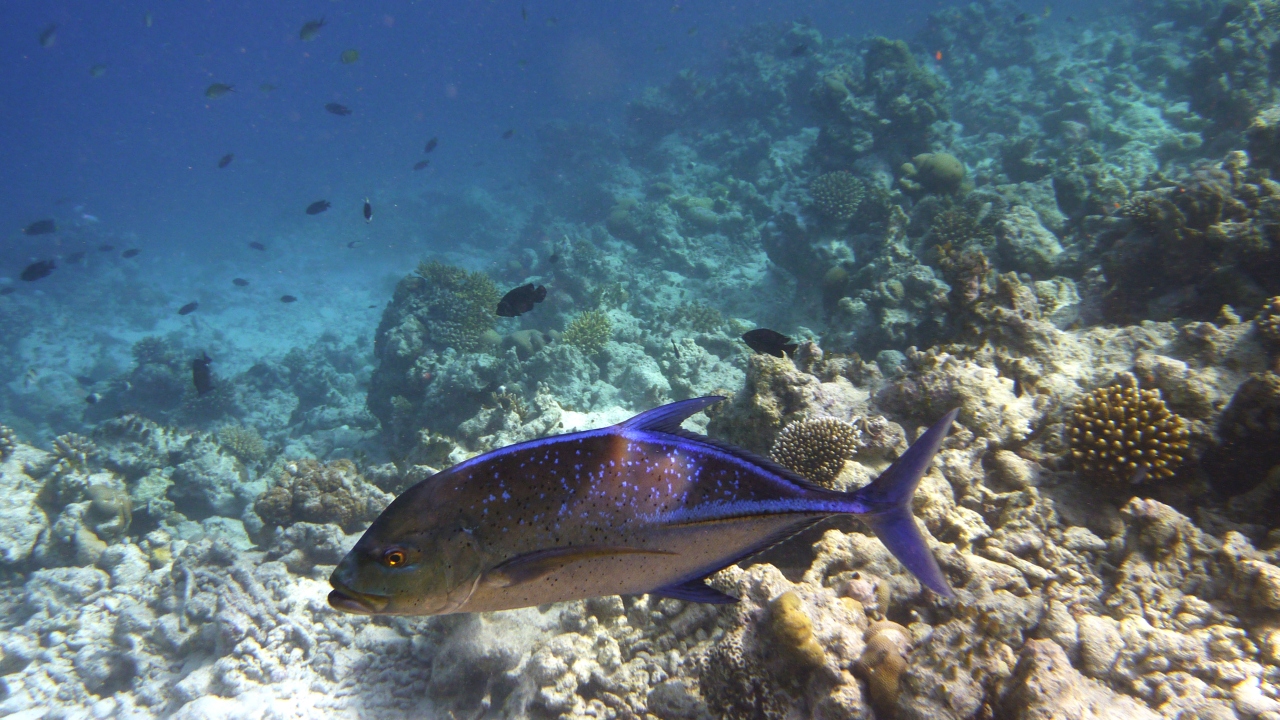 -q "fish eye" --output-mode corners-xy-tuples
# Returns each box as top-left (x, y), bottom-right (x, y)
(381, 547), (408, 568)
